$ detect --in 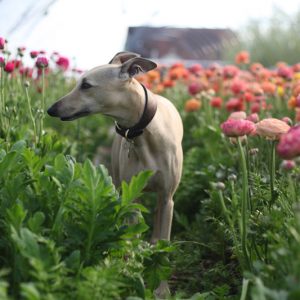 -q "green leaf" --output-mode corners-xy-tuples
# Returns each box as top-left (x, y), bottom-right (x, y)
(121, 223), (149, 239)
(65, 250), (81, 271)
(11, 140), (27, 152)
(0, 151), (18, 177)
(20, 283), (41, 300)
(6, 203), (27, 231)
(28, 212), (45, 234)
(121, 170), (153, 204)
